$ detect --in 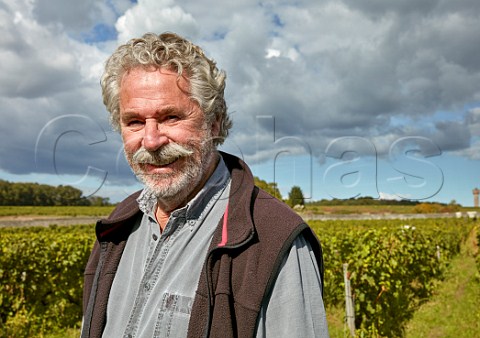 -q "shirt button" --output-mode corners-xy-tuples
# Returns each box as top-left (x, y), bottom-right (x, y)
(152, 233), (158, 241)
